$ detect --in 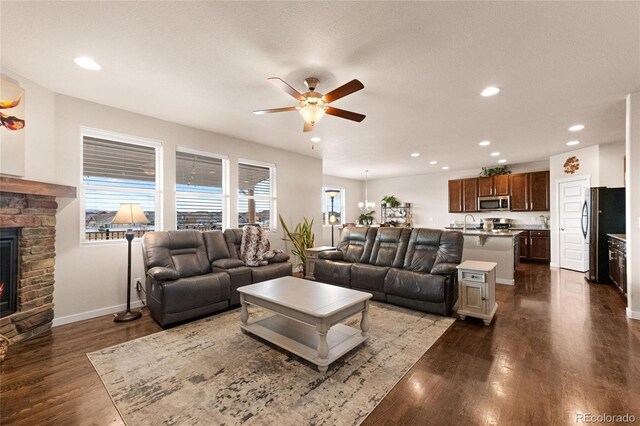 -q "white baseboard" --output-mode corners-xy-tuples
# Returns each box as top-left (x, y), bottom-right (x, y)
(549, 262), (559, 268)
(626, 308), (640, 320)
(496, 278), (514, 286)
(52, 300), (145, 327)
